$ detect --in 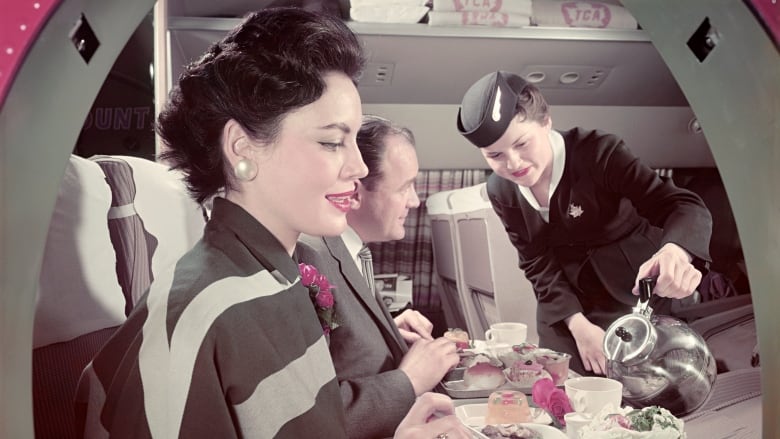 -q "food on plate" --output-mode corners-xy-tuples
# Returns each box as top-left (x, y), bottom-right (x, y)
(444, 327), (471, 350)
(463, 361), (506, 390)
(504, 360), (552, 388)
(499, 344), (571, 387)
(485, 390), (532, 425)
(457, 350), (476, 368)
(497, 343), (536, 365)
(513, 342), (540, 356)
(481, 423), (541, 439)
(579, 405), (686, 438)
(461, 352), (503, 369)
(535, 352), (571, 386)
